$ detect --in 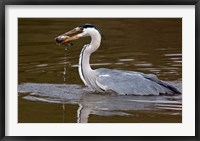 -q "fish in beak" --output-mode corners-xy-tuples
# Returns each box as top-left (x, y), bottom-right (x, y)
(55, 27), (83, 46)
